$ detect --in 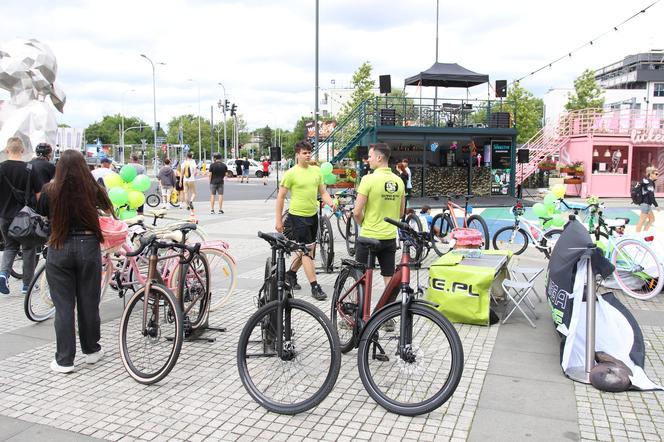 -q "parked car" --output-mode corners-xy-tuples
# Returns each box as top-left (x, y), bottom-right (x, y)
(225, 158), (272, 178)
